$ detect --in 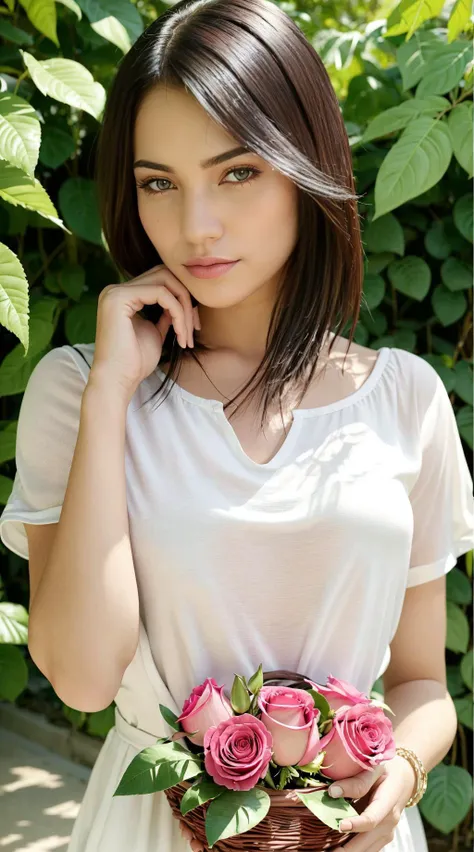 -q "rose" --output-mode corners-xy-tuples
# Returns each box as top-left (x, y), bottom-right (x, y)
(177, 678), (233, 746)
(257, 686), (321, 767)
(204, 713), (273, 791)
(306, 674), (372, 712)
(319, 702), (396, 781)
